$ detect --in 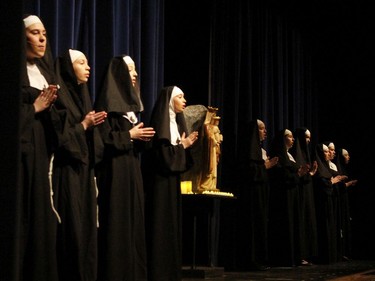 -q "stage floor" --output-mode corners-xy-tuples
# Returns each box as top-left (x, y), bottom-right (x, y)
(182, 260), (375, 280)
